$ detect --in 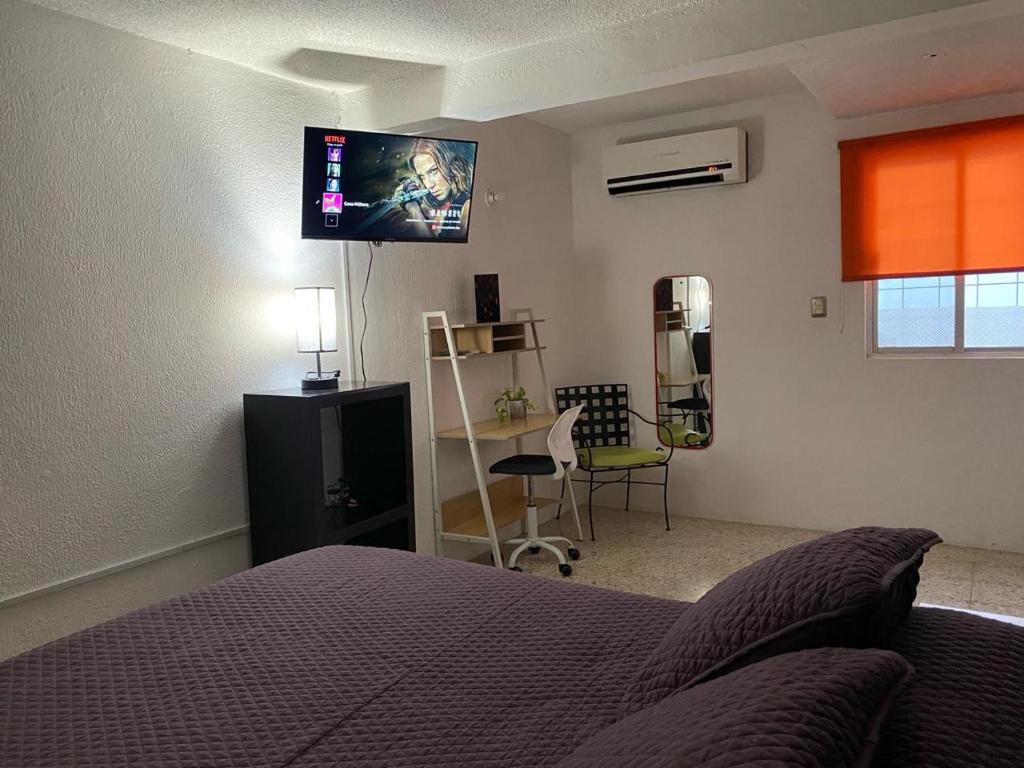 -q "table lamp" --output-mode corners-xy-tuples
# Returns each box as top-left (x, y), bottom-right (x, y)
(295, 286), (340, 391)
